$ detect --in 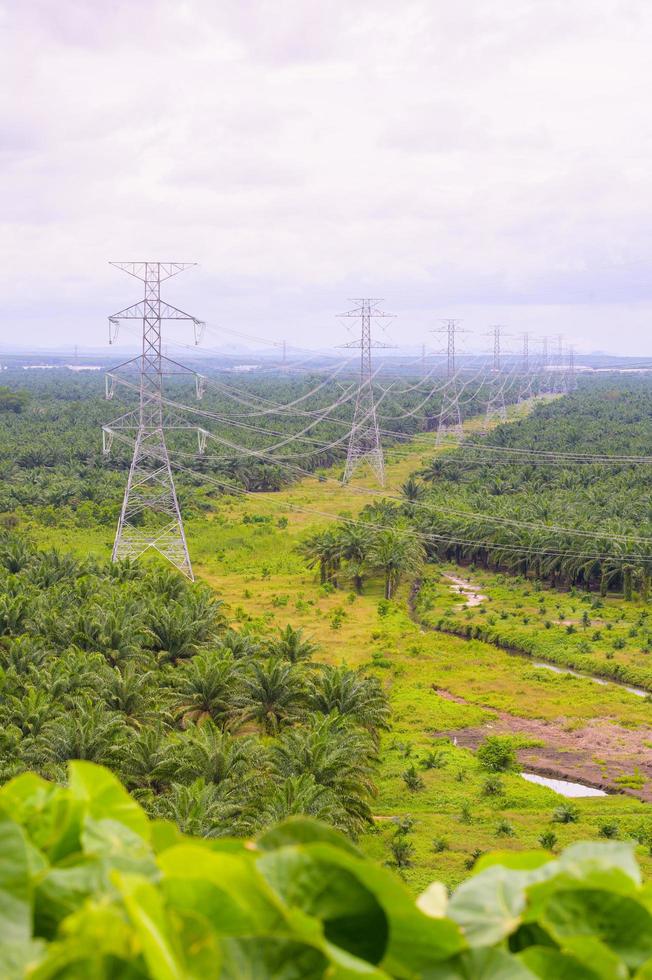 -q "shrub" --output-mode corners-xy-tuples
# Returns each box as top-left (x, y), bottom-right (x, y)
(552, 802), (580, 824)
(495, 819), (515, 837)
(402, 765), (425, 791)
(432, 836), (449, 852)
(476, 735), (519, 773)
(599, 821), (620, 839)
(481, 775), (504, 797)
(464, 848), (485, 870)
(389, 835), (415, 868)
(539, 830), (558, 850)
